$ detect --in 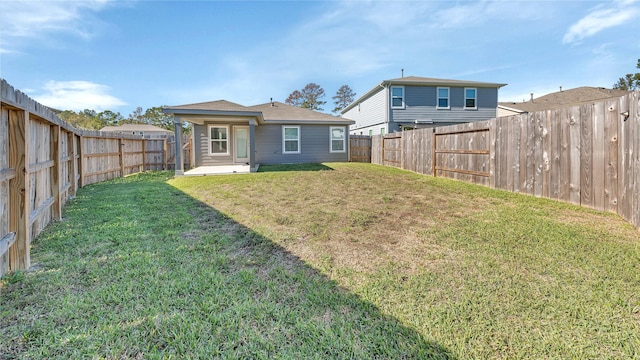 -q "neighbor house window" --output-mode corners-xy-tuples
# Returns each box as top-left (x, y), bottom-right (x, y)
(283, 126), (300, 154)
(465, 88), (477, 109)
(391, 86), (405, 108)
(368, 129), (373, 136)
(380, 128), (385, 135)
(209, 125), (229, 155)
(437, 87), (450, 109)
(330, 126), (346, 153)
